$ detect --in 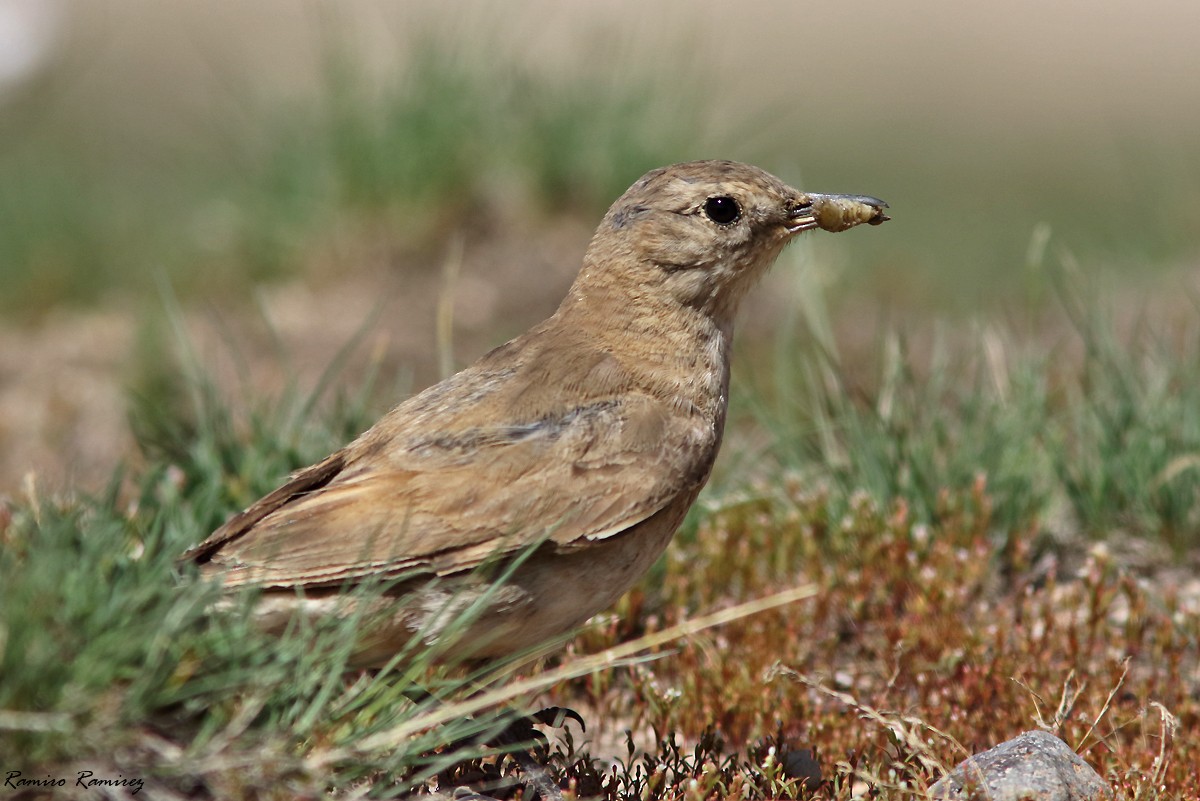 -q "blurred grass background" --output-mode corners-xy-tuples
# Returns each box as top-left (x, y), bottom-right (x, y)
(3, 0), (1197, 315)
(1, 0), (1198, 497)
